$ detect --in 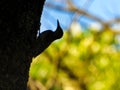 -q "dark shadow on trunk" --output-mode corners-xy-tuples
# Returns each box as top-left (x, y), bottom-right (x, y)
(0, 0), (63, 89)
